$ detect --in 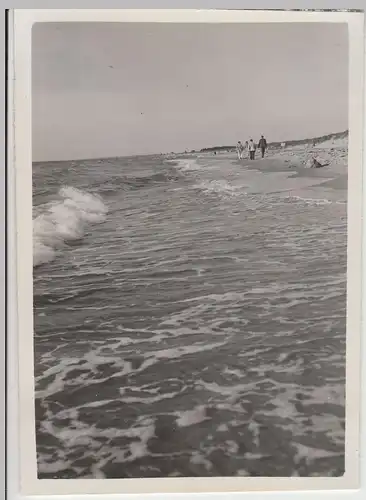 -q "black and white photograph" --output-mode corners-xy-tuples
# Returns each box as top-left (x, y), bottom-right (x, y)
(25, 11), (363, 488)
